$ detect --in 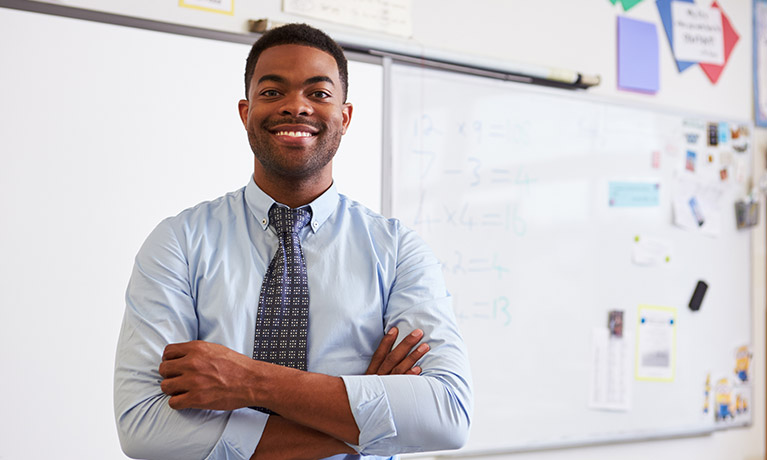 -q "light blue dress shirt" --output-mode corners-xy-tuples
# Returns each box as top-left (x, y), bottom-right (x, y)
(114, 177), (473, 460)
